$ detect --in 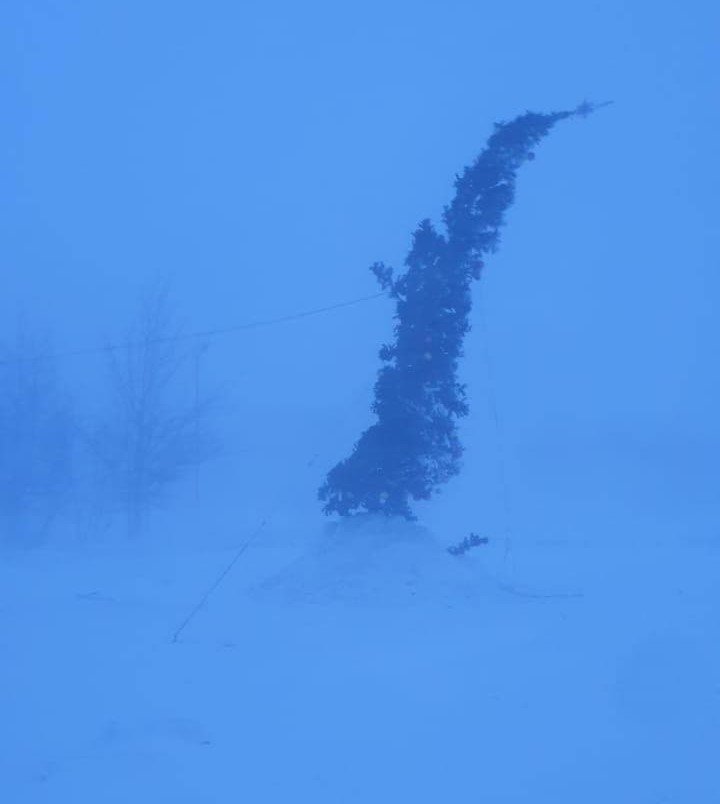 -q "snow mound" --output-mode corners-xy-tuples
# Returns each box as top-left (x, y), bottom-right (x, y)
(253, 514), (493, 606)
